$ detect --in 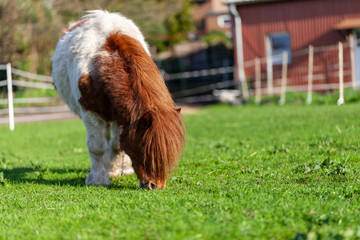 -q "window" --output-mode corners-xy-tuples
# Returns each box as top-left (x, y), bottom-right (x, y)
(217, 15), (232, 28)
(266, 32), (292, 65)
(356, 31), (360, 46)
